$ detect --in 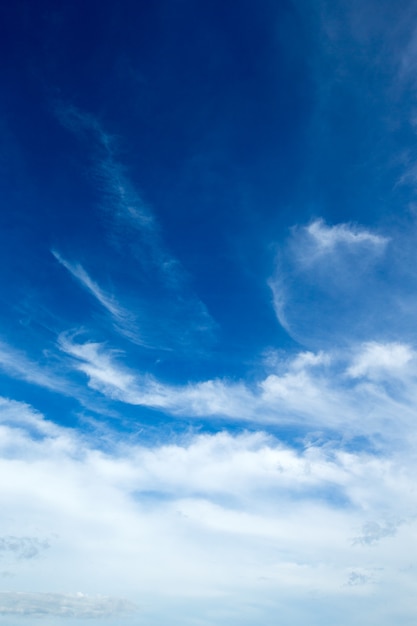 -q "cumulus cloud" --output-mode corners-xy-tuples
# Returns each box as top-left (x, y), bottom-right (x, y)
(0, 396), (416, 625)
